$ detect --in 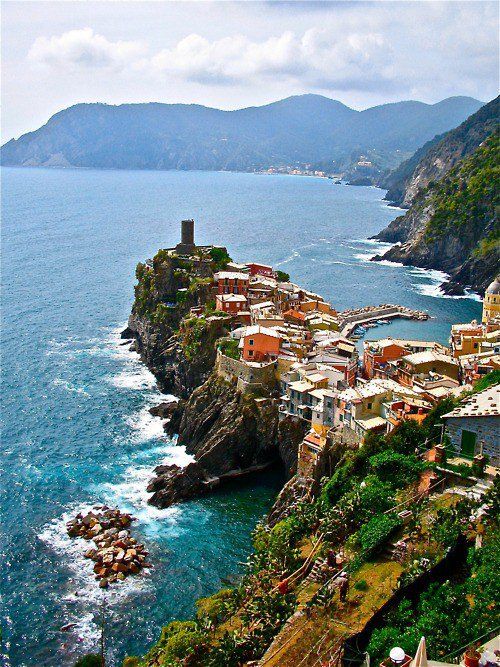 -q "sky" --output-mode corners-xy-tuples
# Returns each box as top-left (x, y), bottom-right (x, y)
(1, 0), (498, 141)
